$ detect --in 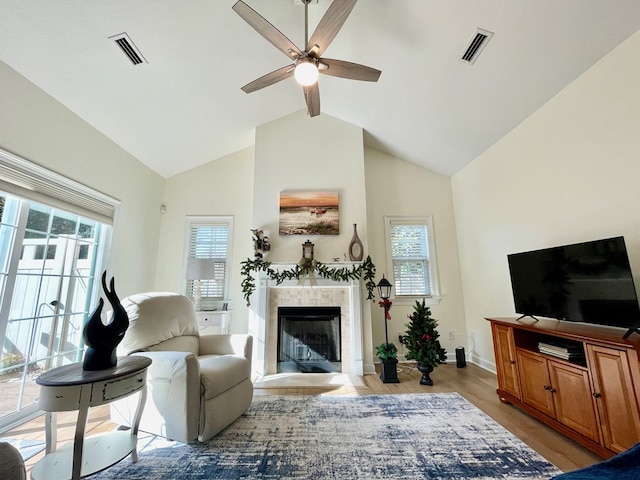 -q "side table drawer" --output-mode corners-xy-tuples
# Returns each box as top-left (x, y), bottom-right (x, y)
(101, 371), (146, 402)
(38, 384), (82, 411)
